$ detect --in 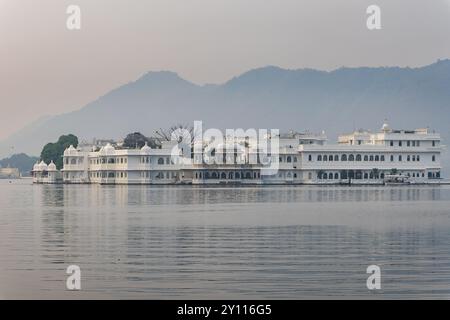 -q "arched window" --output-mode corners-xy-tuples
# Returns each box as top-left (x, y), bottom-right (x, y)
(158, 158), (164, 165)
(287, 156), (292, 163)
(349, 154), (355, 161)
(308, 155), (312, 161)
(228, 172), (233, 179)
(380, 155), (385, 161)
(334, 155), (339, 161)
(364, 173), (369, 179)
(341, 154), (347, 161)
(356, 154), (362, 161)
(334, 173), (339, 180)
(212, 172), (218, 179)
(369, 155), (374, 161)
(364, 155), (368, 161)
(323, 173), (328, 180)
(317, 155), (322, 161)
(245, 172), (252, 179)
(328, 173), (333, 179)
(70, 158), (76, 165)
(375, 155), (380, 161)
(323, 155), (327, 162)
(221, 172), (226, 179)
(329, 155), (333, 161)
(235, 172), (240, 179)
